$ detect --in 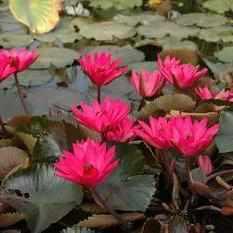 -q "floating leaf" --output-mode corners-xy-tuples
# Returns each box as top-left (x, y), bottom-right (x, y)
(116, 143), (145, 177)
(9, 0), (63, 34)
(17, 70), (53, 87)
(76, 20), (136, 41)
(215, 46), (233, 63)
(113, 13), (165, 26)
(31, 47), (77, 69)
(89, 0), (143, 10)
(140, 94), (196, 118)
(35, 17), (81, 43)
(0, 33), (33, 48)
(128, 62), (155, 71)
(202, 0), (233, 14)
(137, 21), (199, 39)
(176, 13), (227, 28)
(32, 135), (62, 163)
(80, 45), (145, 65)
(3, 165), (83, 233)
(156, 37), (198, 51)
(0, 146), (29, 179)
(97, 174), (155, 212)
(199, 26), (233, 43)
